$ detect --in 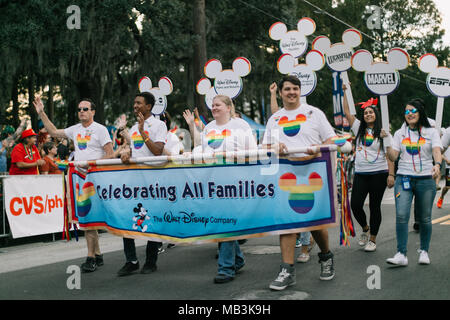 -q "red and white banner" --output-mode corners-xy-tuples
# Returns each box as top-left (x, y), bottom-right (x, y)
(4, 175), (65, 238)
